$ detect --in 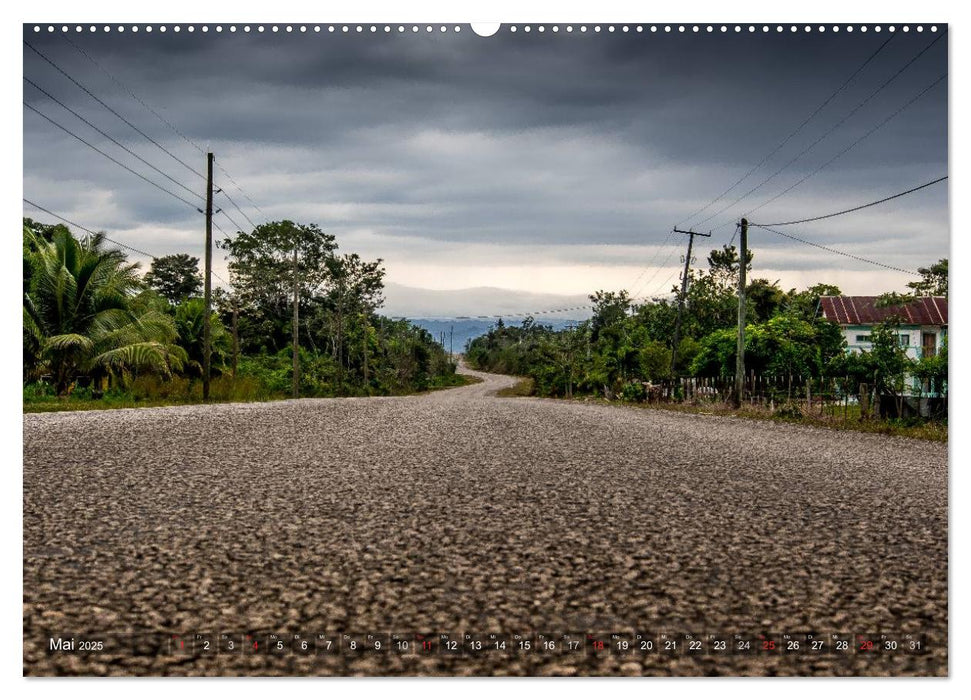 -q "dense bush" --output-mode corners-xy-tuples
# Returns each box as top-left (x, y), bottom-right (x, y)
(23, 218), (459, 406)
